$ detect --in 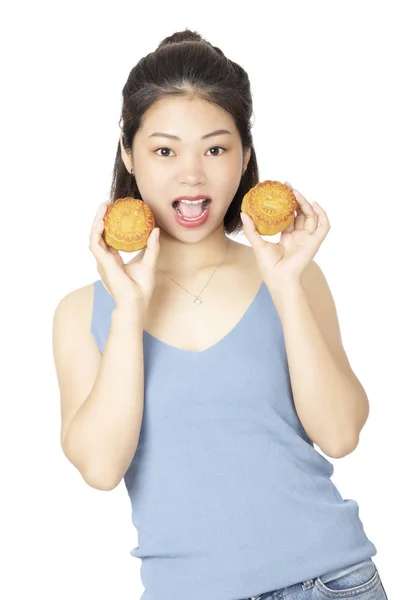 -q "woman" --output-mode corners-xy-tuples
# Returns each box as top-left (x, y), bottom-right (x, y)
(52, 29), (388, 600)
